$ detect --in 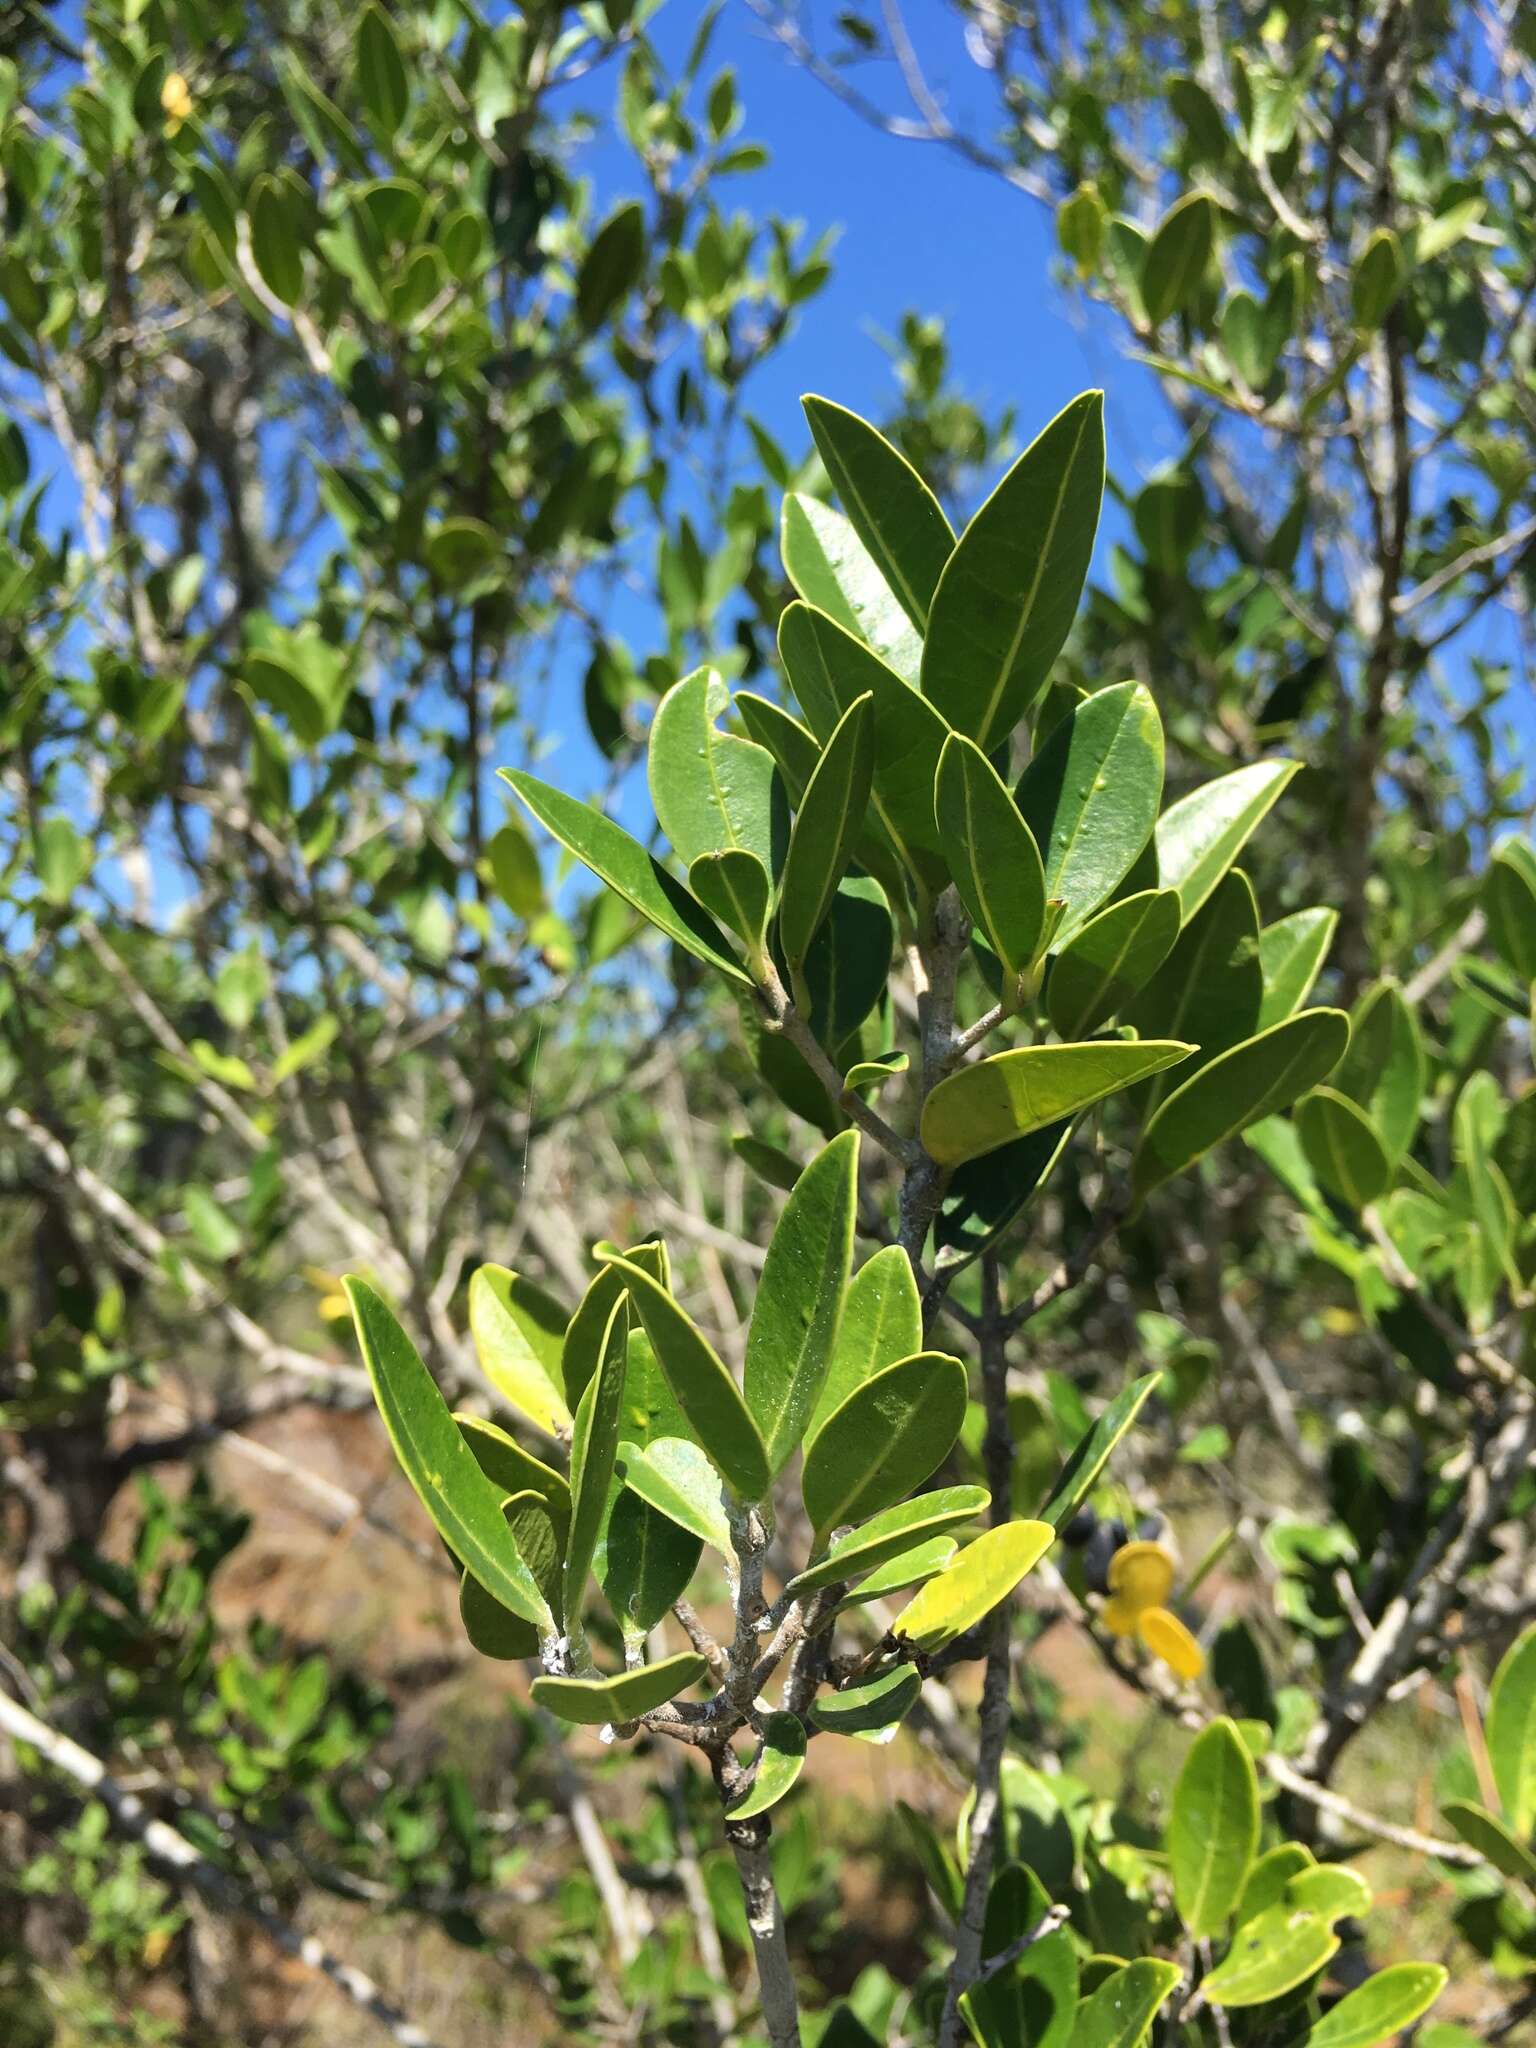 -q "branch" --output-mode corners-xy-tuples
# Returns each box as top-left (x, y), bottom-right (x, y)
(1262, 1753), (1480, 1867)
